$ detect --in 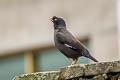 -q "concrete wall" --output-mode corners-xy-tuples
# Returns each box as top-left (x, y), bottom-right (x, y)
(0, 0), (118, 61)
(13, 60), (120, 80)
